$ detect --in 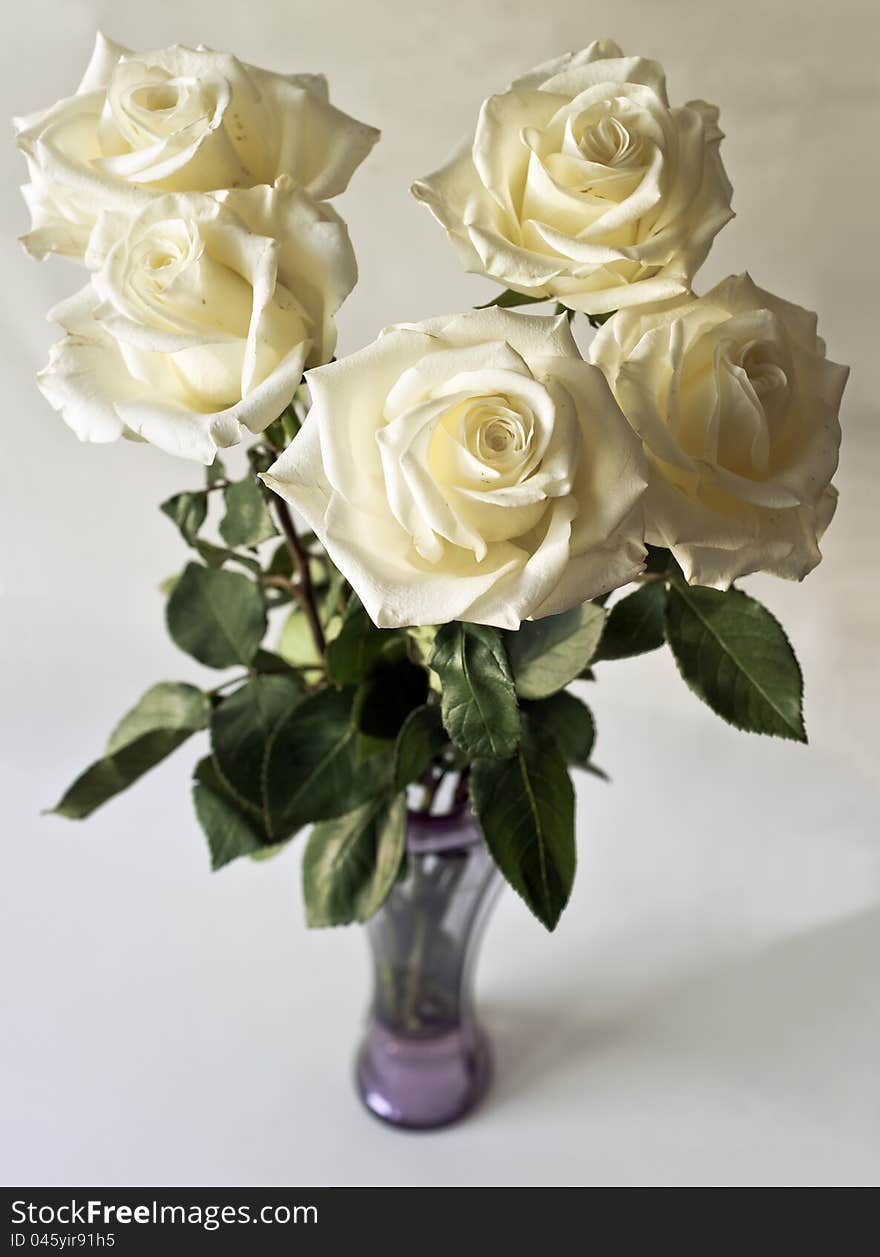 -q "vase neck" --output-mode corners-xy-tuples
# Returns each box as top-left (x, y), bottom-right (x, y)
(406, 807), (481, 854)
